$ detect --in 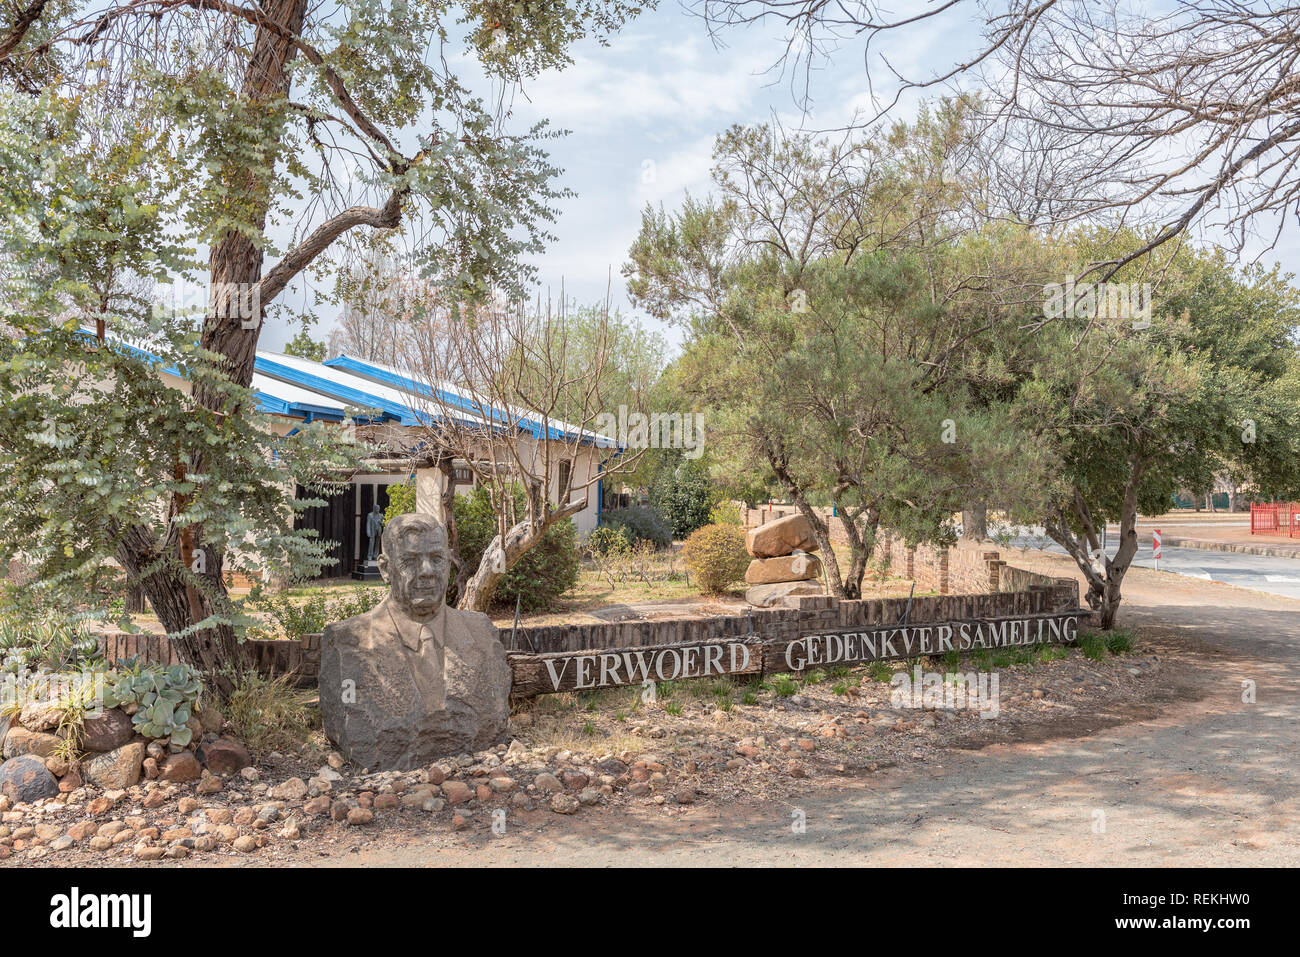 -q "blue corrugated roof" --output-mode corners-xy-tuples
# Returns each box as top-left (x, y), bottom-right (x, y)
(322, 353), (618, 448)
